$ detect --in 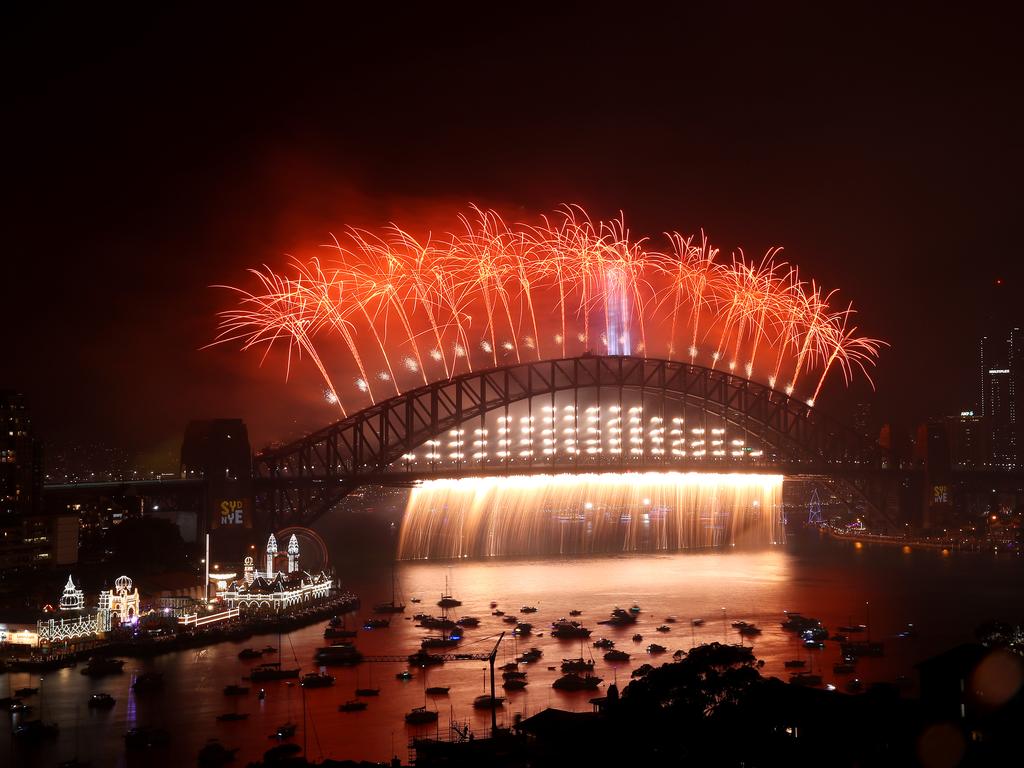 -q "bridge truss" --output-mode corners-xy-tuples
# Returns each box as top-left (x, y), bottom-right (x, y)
(254, 355), (896, 529)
